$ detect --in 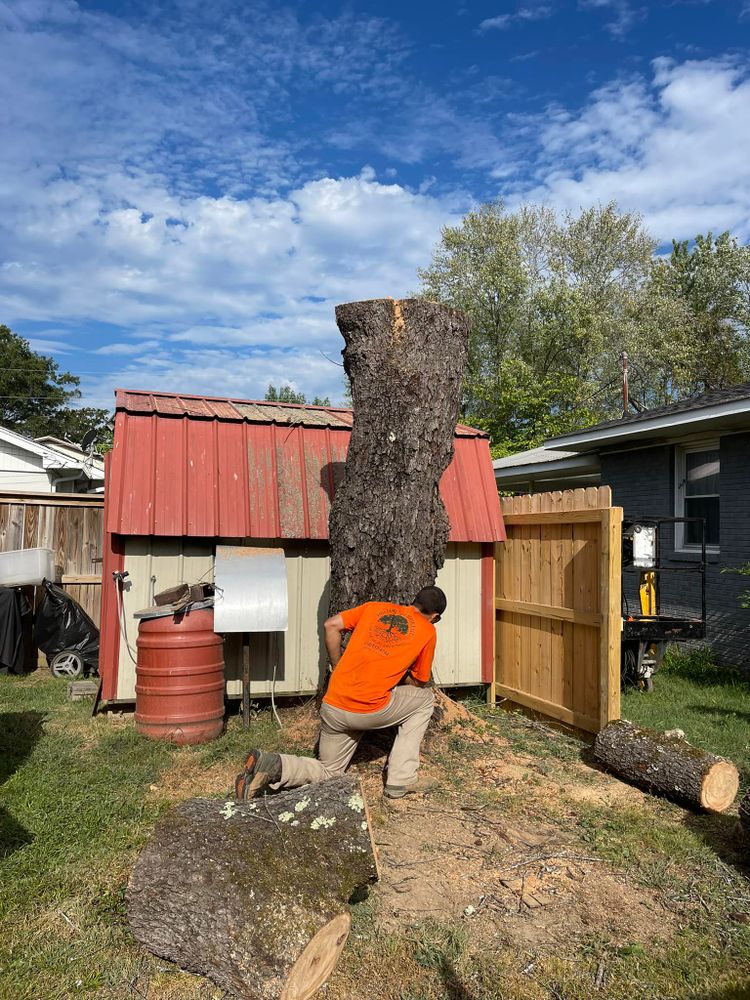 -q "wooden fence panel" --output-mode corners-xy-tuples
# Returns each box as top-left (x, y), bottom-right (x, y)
(494, 487), (622, 733)
(0, 491), (104, 626)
